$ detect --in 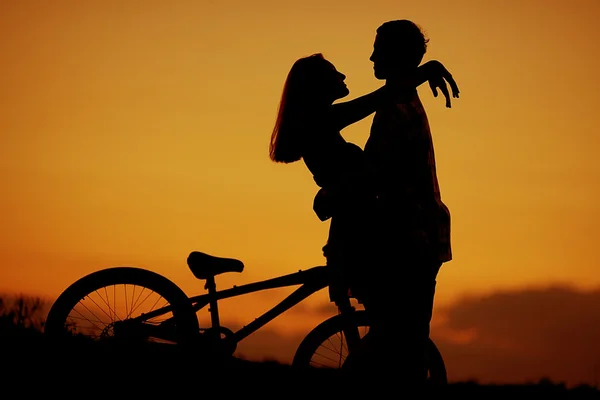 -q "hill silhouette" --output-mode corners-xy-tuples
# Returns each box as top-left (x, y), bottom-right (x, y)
(1, 294), (598, 398)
